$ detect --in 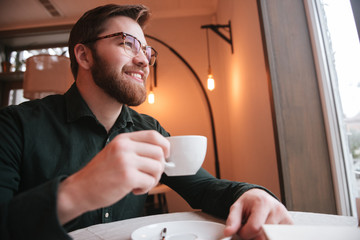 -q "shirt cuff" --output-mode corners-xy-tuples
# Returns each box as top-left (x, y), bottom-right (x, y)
(8, 176), (71, 240)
